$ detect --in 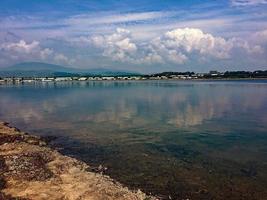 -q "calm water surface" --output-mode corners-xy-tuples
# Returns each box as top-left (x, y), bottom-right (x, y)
(1, 80), (267, 199)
